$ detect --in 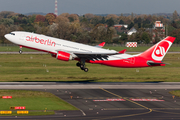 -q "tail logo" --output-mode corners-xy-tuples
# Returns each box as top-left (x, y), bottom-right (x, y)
(155, 46), (165, 57)
(152, 40), (171, 61)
